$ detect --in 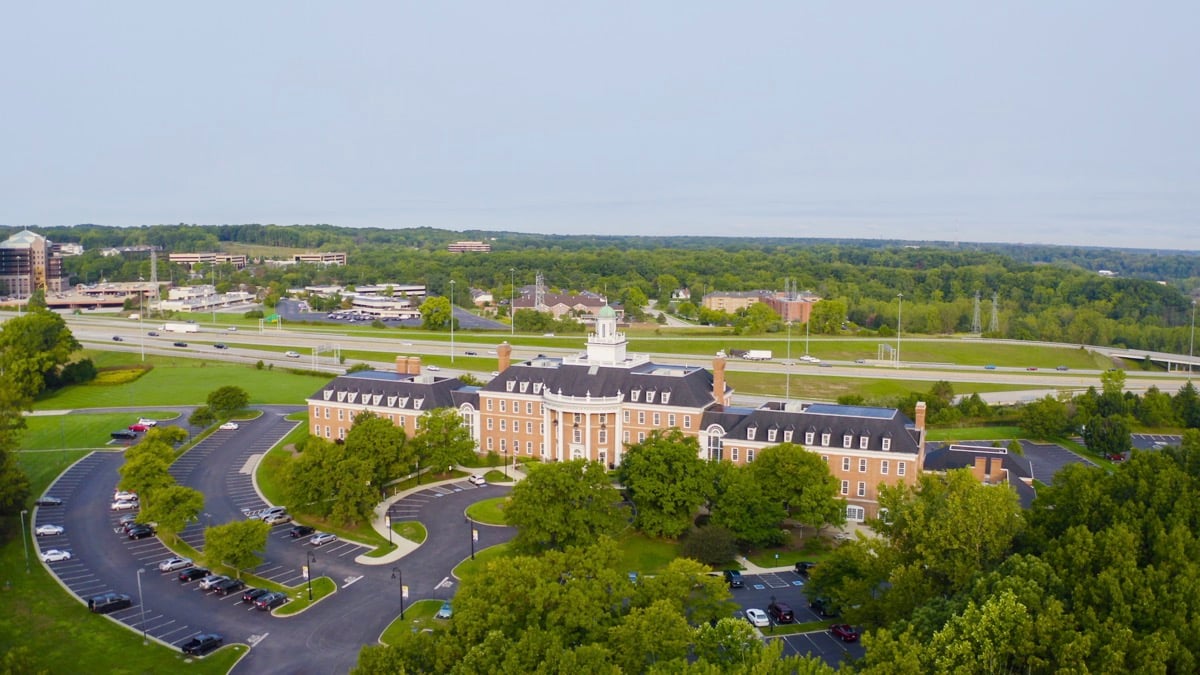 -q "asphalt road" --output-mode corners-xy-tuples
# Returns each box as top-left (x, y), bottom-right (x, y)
(728, 571), (866, 666)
